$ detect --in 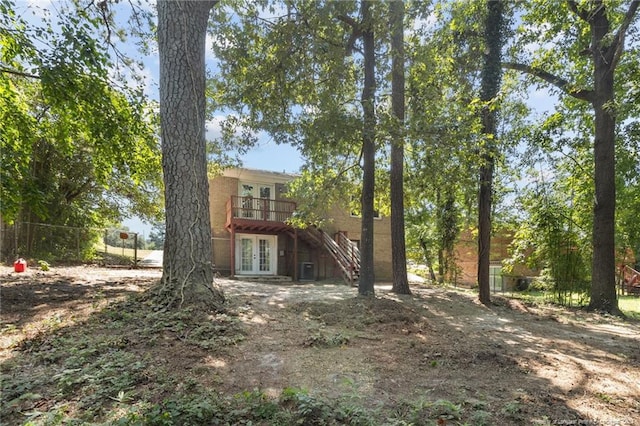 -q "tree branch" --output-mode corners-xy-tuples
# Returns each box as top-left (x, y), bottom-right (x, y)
(567, 0), (595, 22)
(336, 13), (359, 29)
(337, 14), (362, 56)
(0, 66), (40, 79)
(298, 15), (352, 55)
(329, 160), (362, 188)
(502, 61), (594, 102)
(609, 1), (640, 71)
